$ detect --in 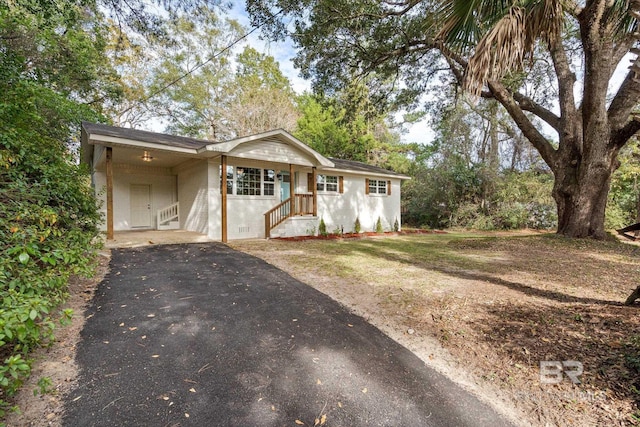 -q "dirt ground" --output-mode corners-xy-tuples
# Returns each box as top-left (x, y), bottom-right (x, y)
(230, 231), (640, 427)
(4, 231), (640, 427)
(3, 252), (110, 427)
